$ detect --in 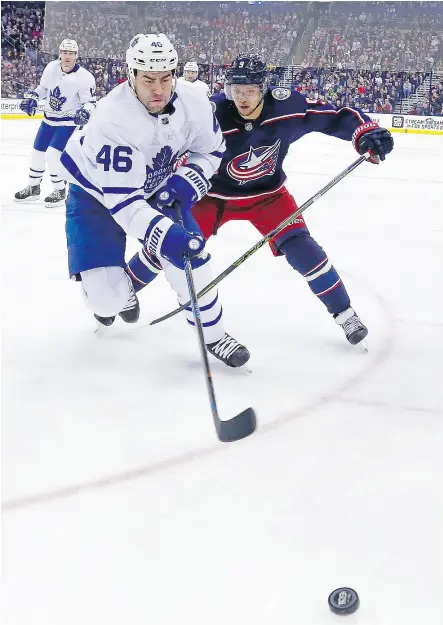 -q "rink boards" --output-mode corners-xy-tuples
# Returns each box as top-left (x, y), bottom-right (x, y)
(2, 98), (442, 134)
